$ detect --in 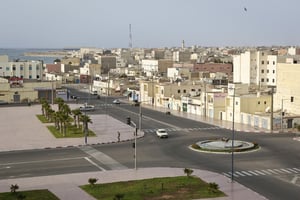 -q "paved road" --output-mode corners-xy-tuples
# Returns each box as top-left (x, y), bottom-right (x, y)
(0, 104), (269, 200)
